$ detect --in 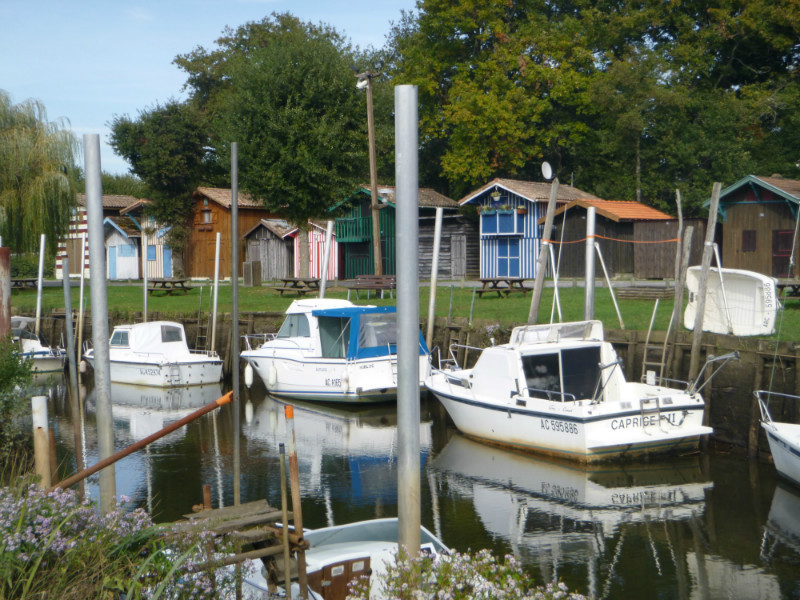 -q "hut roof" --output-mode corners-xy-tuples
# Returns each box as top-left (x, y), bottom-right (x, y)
(194, 187), (268, 209)
(459, 178), (601, 206)
(541, 199), (673, 224)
